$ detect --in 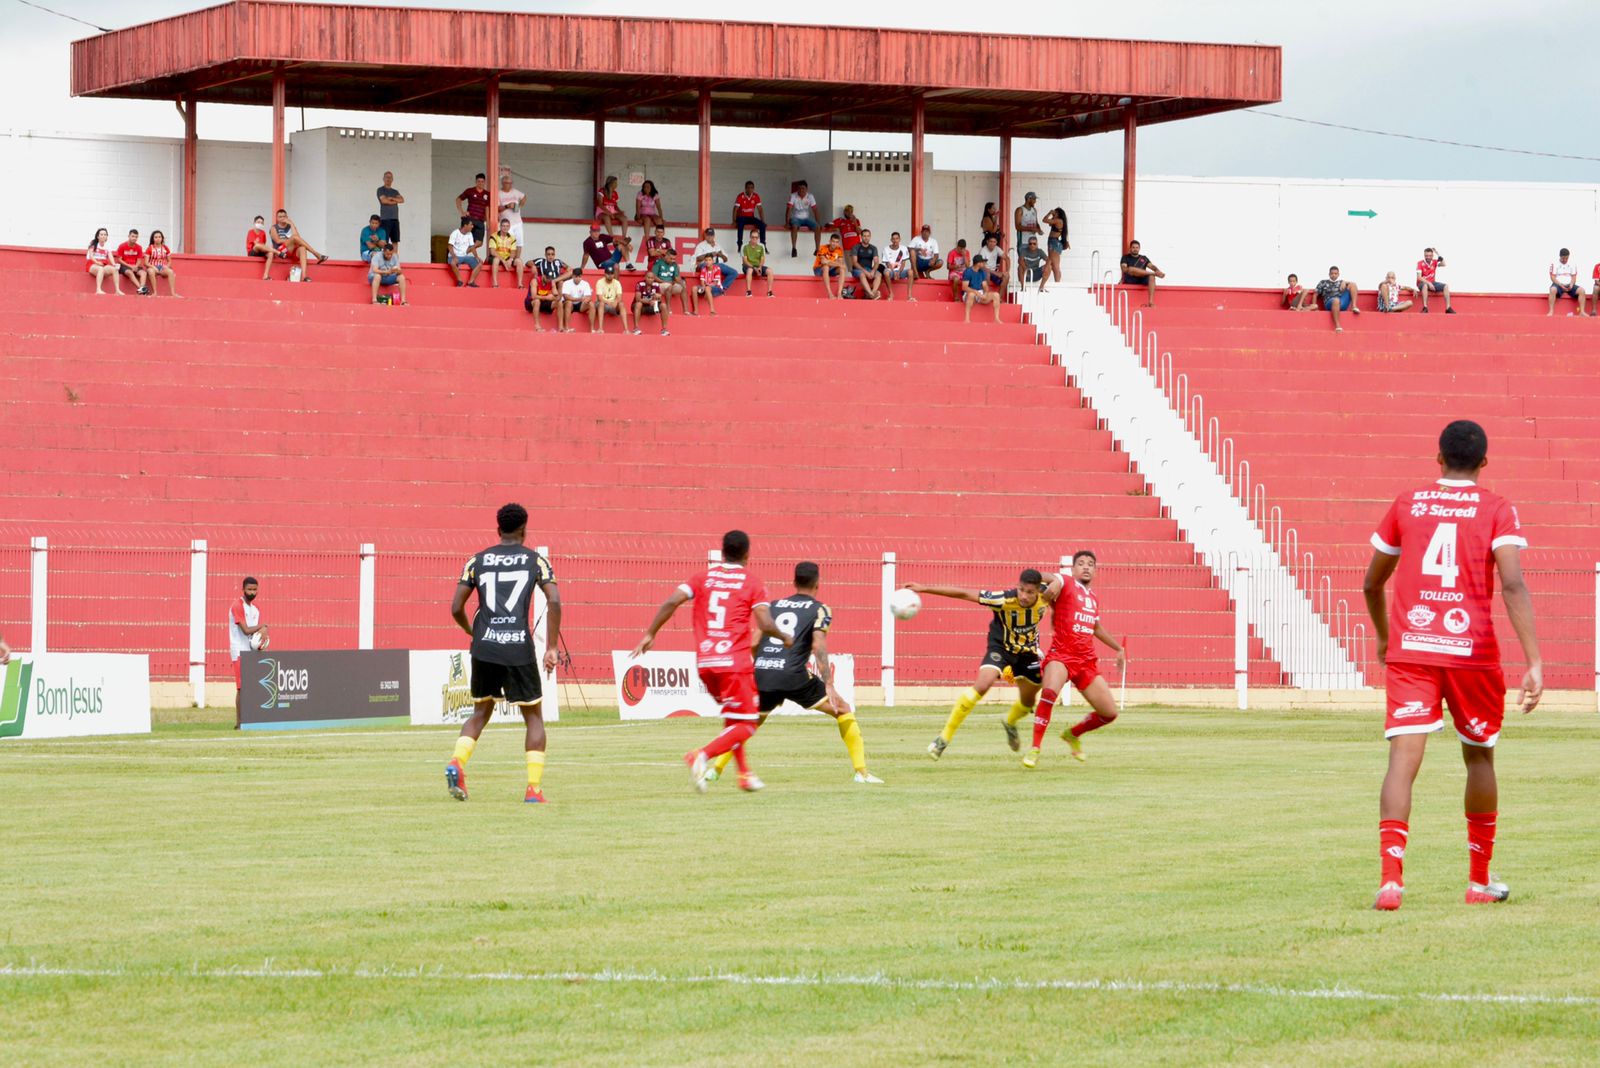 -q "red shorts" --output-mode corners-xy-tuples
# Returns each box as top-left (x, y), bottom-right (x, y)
(1045, 655), (1099, 693)
(1384, 662), (1506, 747)
(699, 668), (760, 721)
